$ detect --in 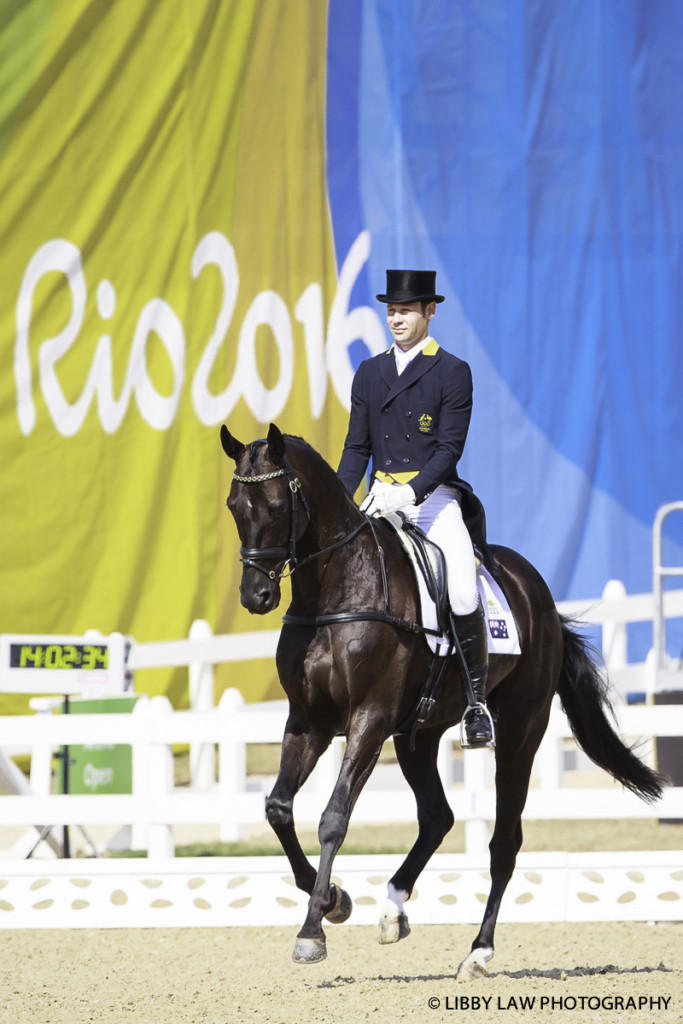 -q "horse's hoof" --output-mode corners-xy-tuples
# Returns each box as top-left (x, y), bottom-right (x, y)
(378, 911), (411, 945)
(325, 885), (353, 924)
(456, 946), (493, 980)
(292, 937), (327, 964)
